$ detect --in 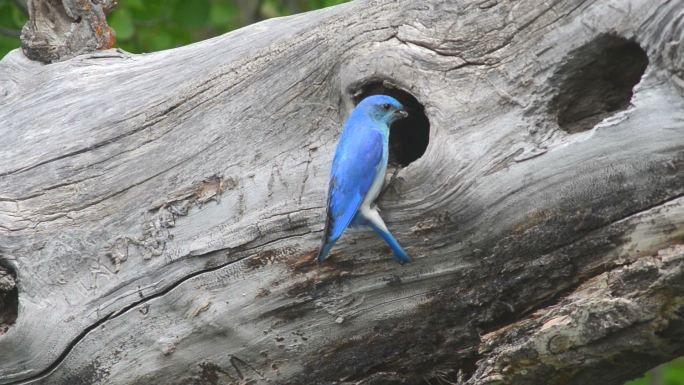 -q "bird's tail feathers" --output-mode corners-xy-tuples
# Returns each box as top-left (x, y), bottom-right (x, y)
(369, 224), (412, 264)
(317, 240), (335, 263)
